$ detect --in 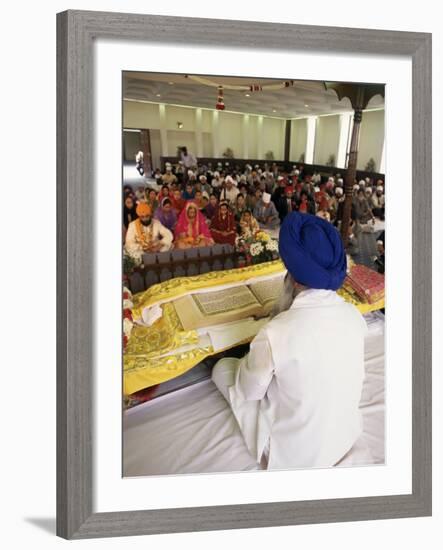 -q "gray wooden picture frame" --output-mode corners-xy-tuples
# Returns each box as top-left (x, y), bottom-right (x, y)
(56, 9), (432, 540)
